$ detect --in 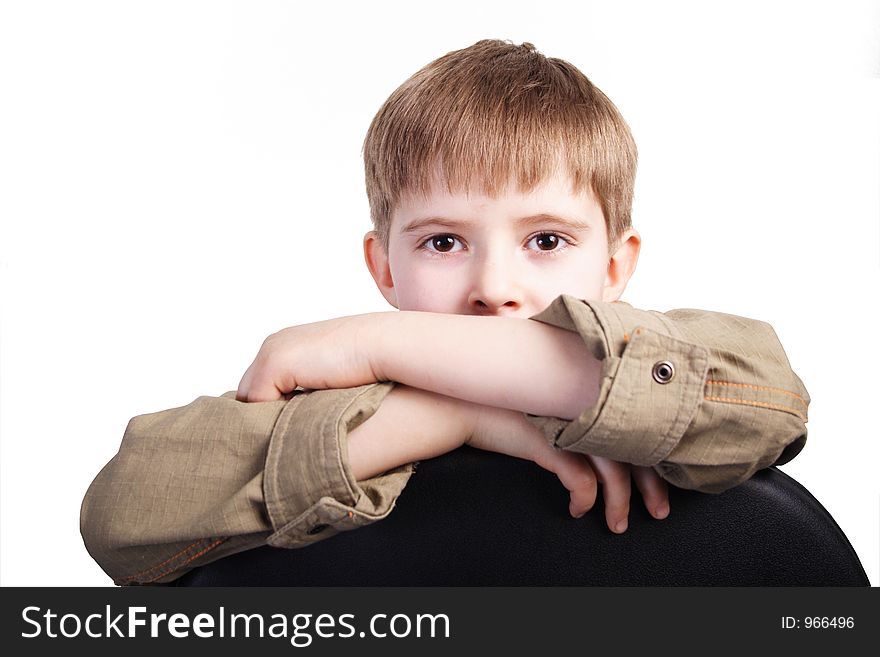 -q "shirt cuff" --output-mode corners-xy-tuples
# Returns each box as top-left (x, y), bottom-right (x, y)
(264, 382), (413, 548)
(526, 294), (810, 493)
(527, 295), (709, 465)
